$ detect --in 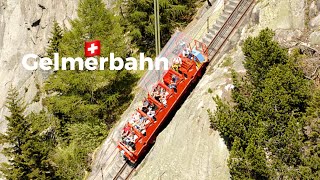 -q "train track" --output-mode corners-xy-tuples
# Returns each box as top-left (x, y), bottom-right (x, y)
(96, 1), (256, 180)
(113, 1), (255, 180)
(206, 0), (255, 60)
(112, 163), (135, 180)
